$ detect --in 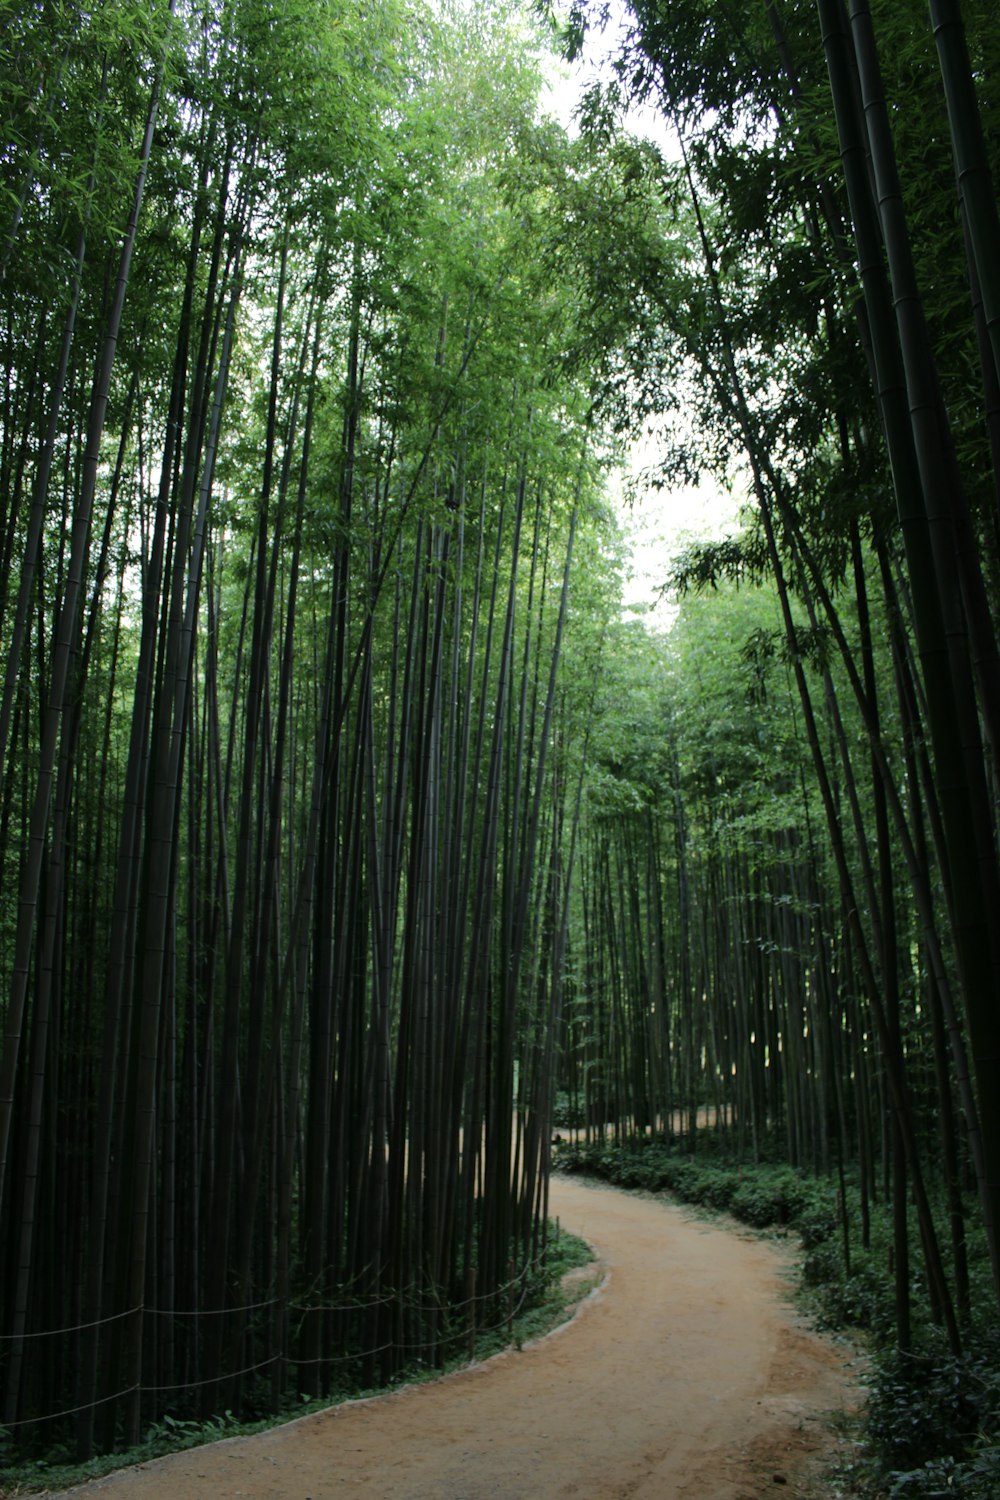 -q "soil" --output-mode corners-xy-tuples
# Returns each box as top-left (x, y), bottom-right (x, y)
(39, 1176), (862, 1500)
